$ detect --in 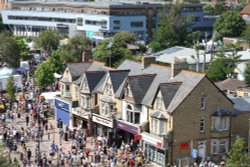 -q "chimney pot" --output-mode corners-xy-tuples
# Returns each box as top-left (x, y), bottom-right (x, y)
(141, 56), (156, 69)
